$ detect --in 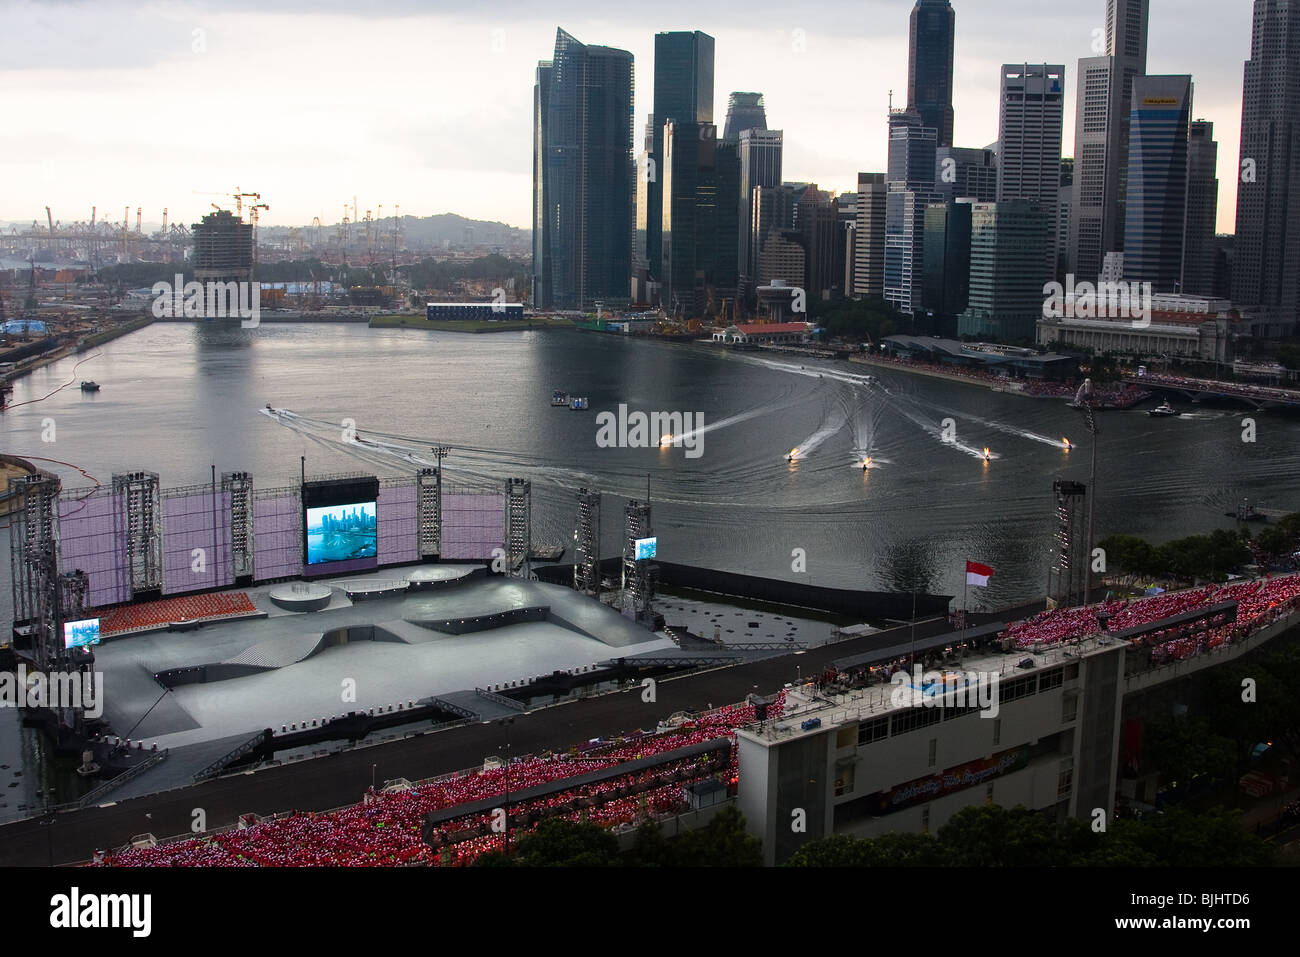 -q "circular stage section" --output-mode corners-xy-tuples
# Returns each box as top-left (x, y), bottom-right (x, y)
(268, 582), (334, 613)
(336, 579), (410, 601)
(406, 566), (477, 590)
